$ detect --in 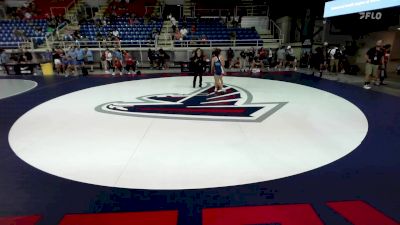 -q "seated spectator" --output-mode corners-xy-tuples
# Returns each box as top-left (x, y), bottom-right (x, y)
(285, 46), (297, 71)
(174, 30), (182, 41)
(112, 28), (119, 38)
(231, 57), (241, 69)
(251, 56), (264, 72)
(191, 24), (196, 34)
(200, 34), (208, 44)
(180, 27), (188, 38)
(230, 31), (237, 40)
